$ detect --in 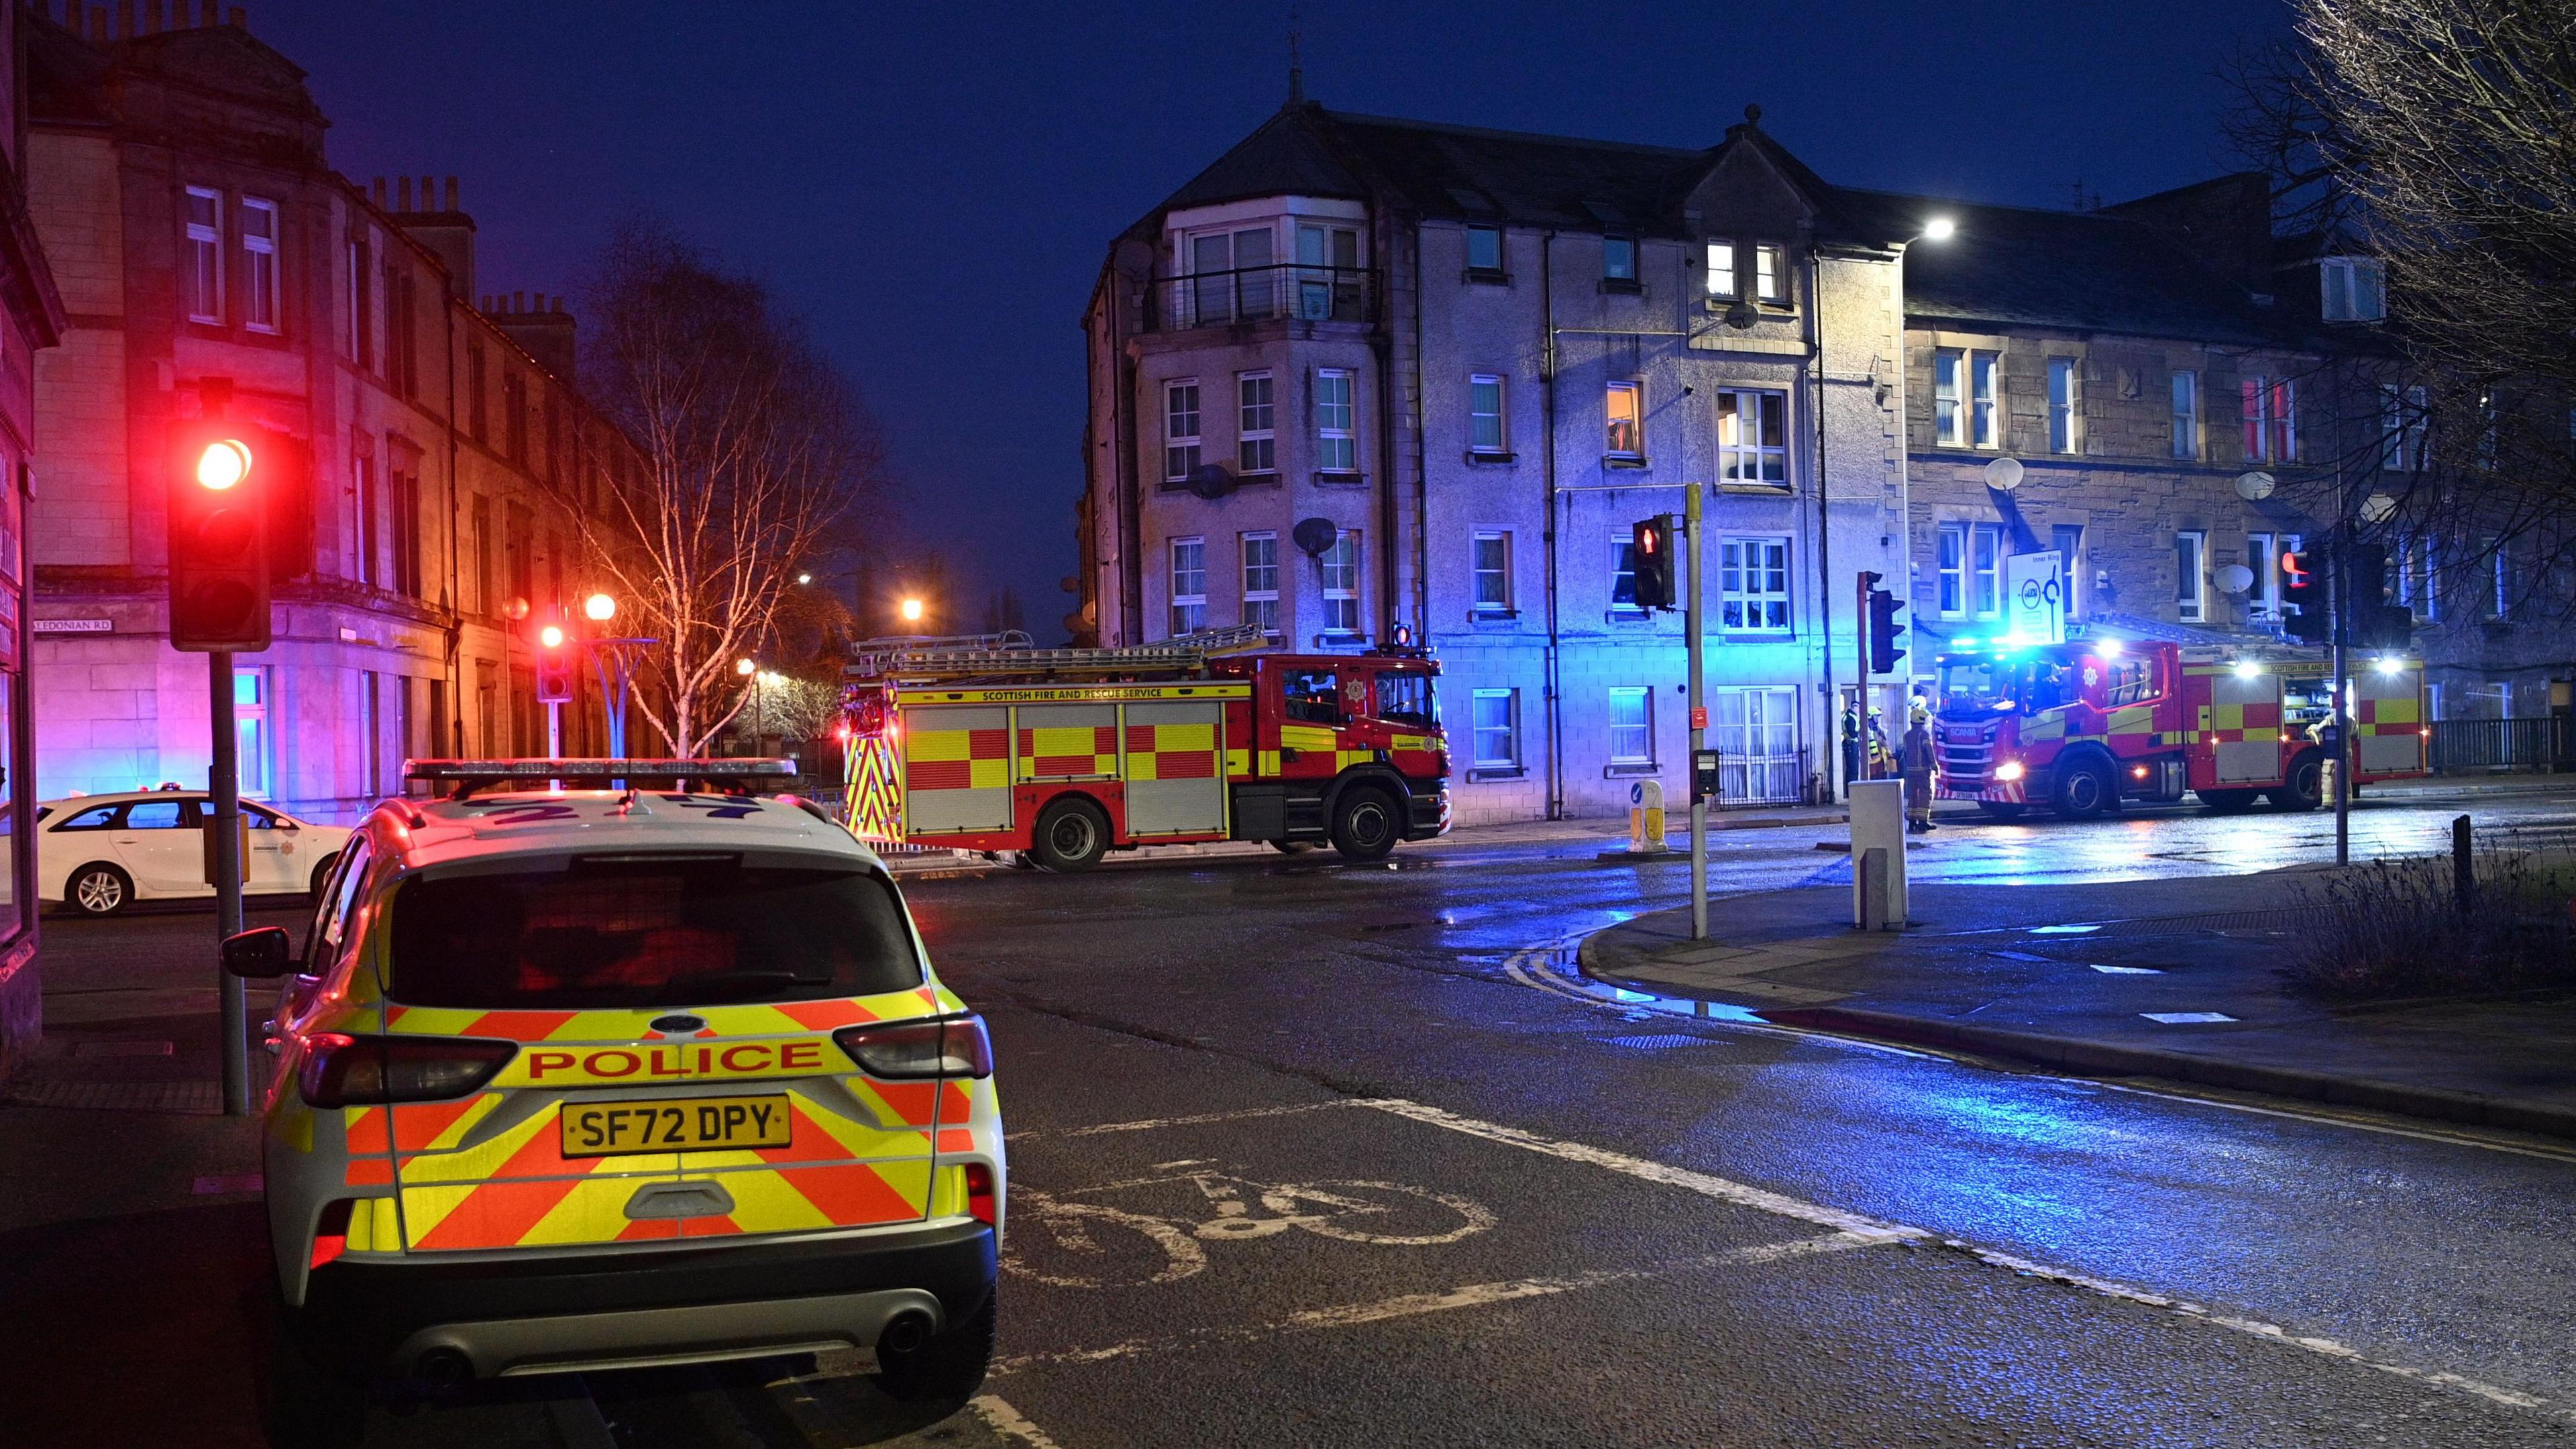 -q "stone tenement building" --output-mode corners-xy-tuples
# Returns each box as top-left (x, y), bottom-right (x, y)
(25, 3), (632, 818)
(1077, 100), (2570, 826)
